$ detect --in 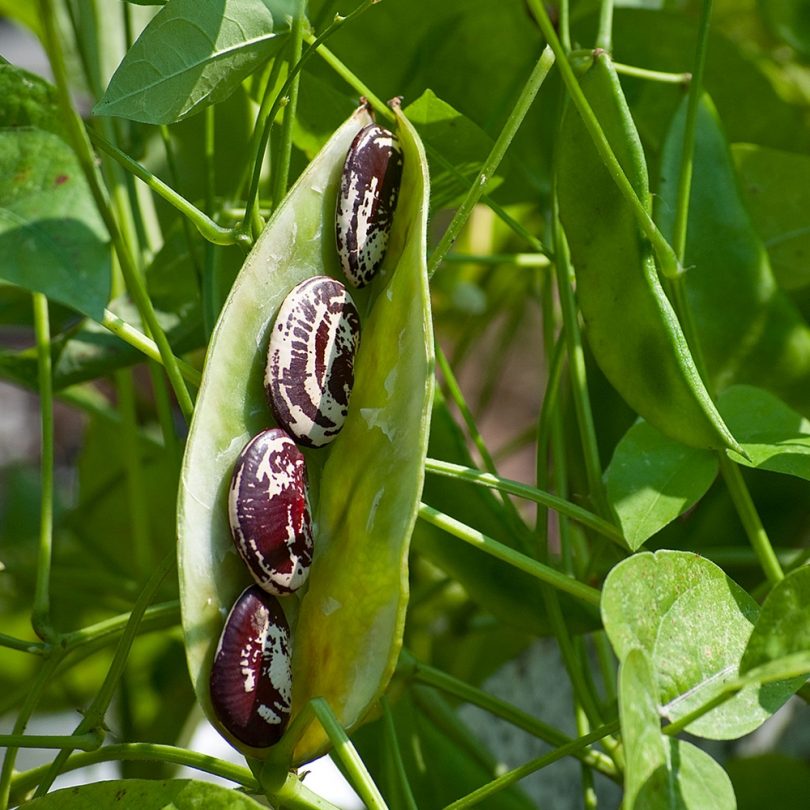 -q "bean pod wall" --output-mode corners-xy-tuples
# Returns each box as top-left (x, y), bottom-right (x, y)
(176, 103), (434, 765)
